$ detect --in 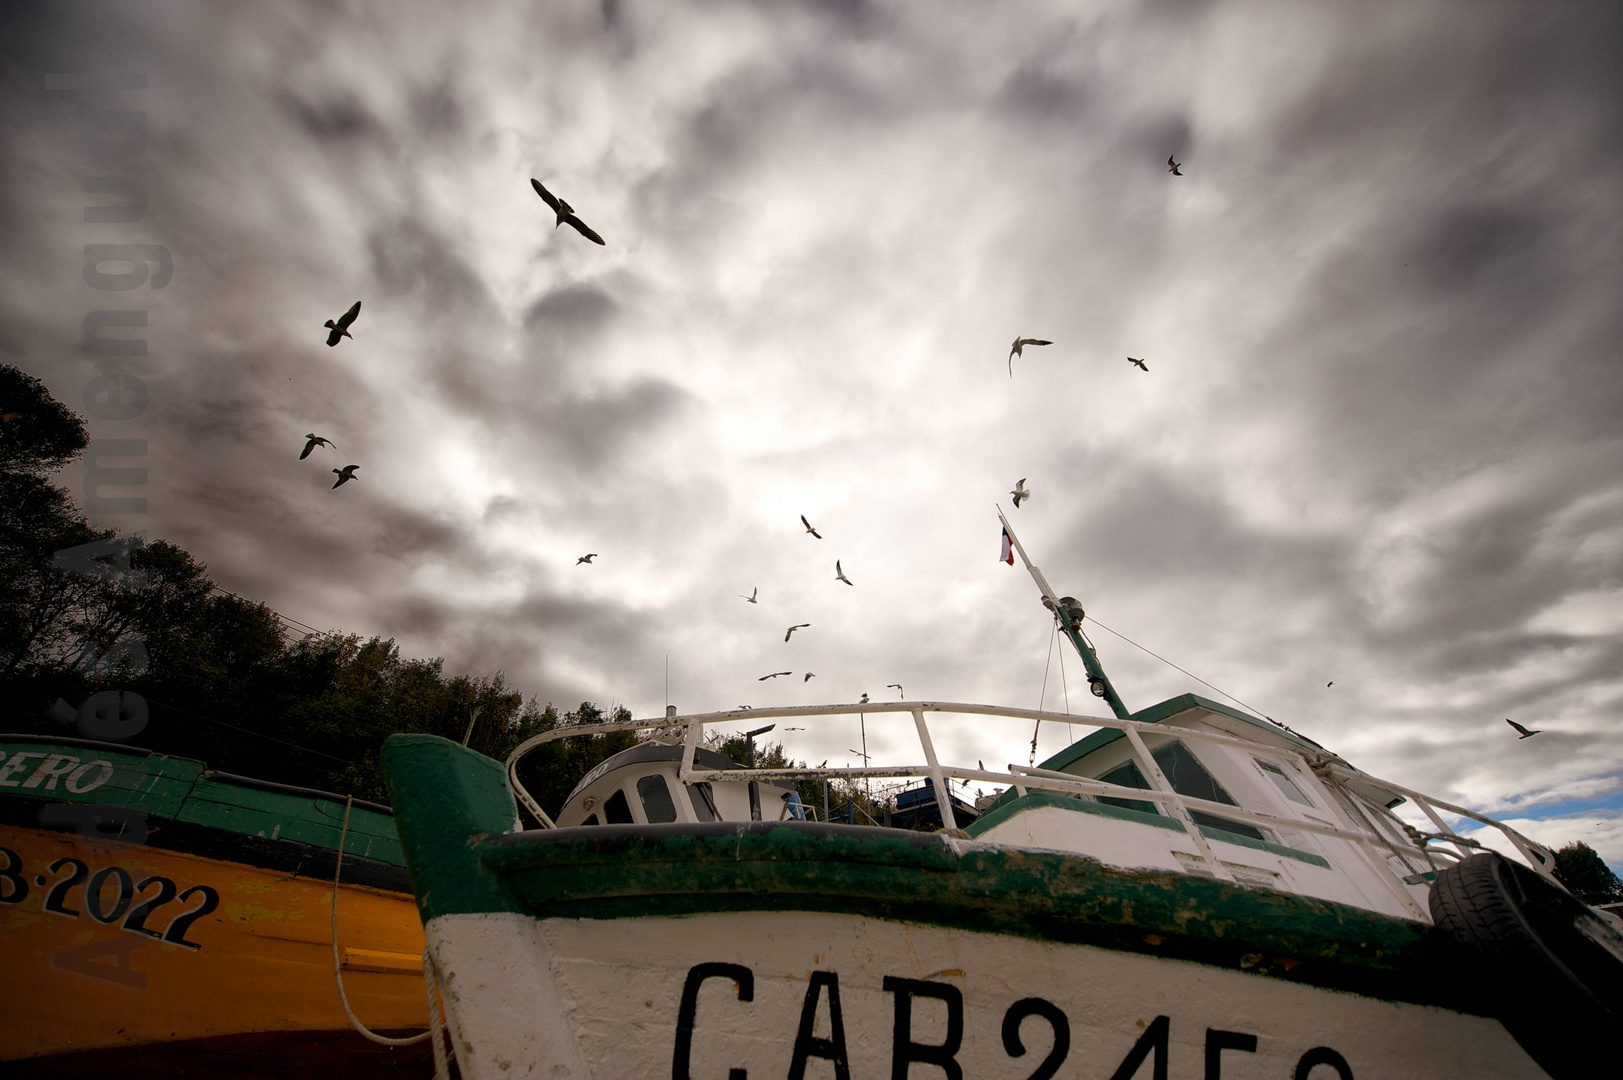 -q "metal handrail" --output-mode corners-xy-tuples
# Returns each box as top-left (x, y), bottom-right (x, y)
(504, 699), (1549, 918)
